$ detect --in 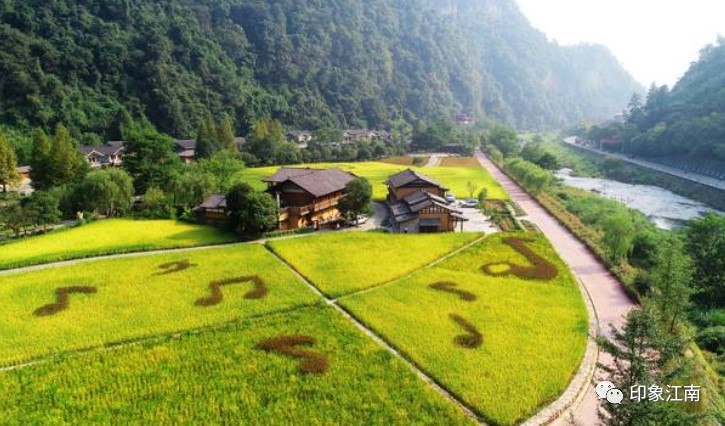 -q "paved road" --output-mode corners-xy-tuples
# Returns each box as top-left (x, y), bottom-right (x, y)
(563, 137), (725, 192)
(475, 150), (635, 425)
